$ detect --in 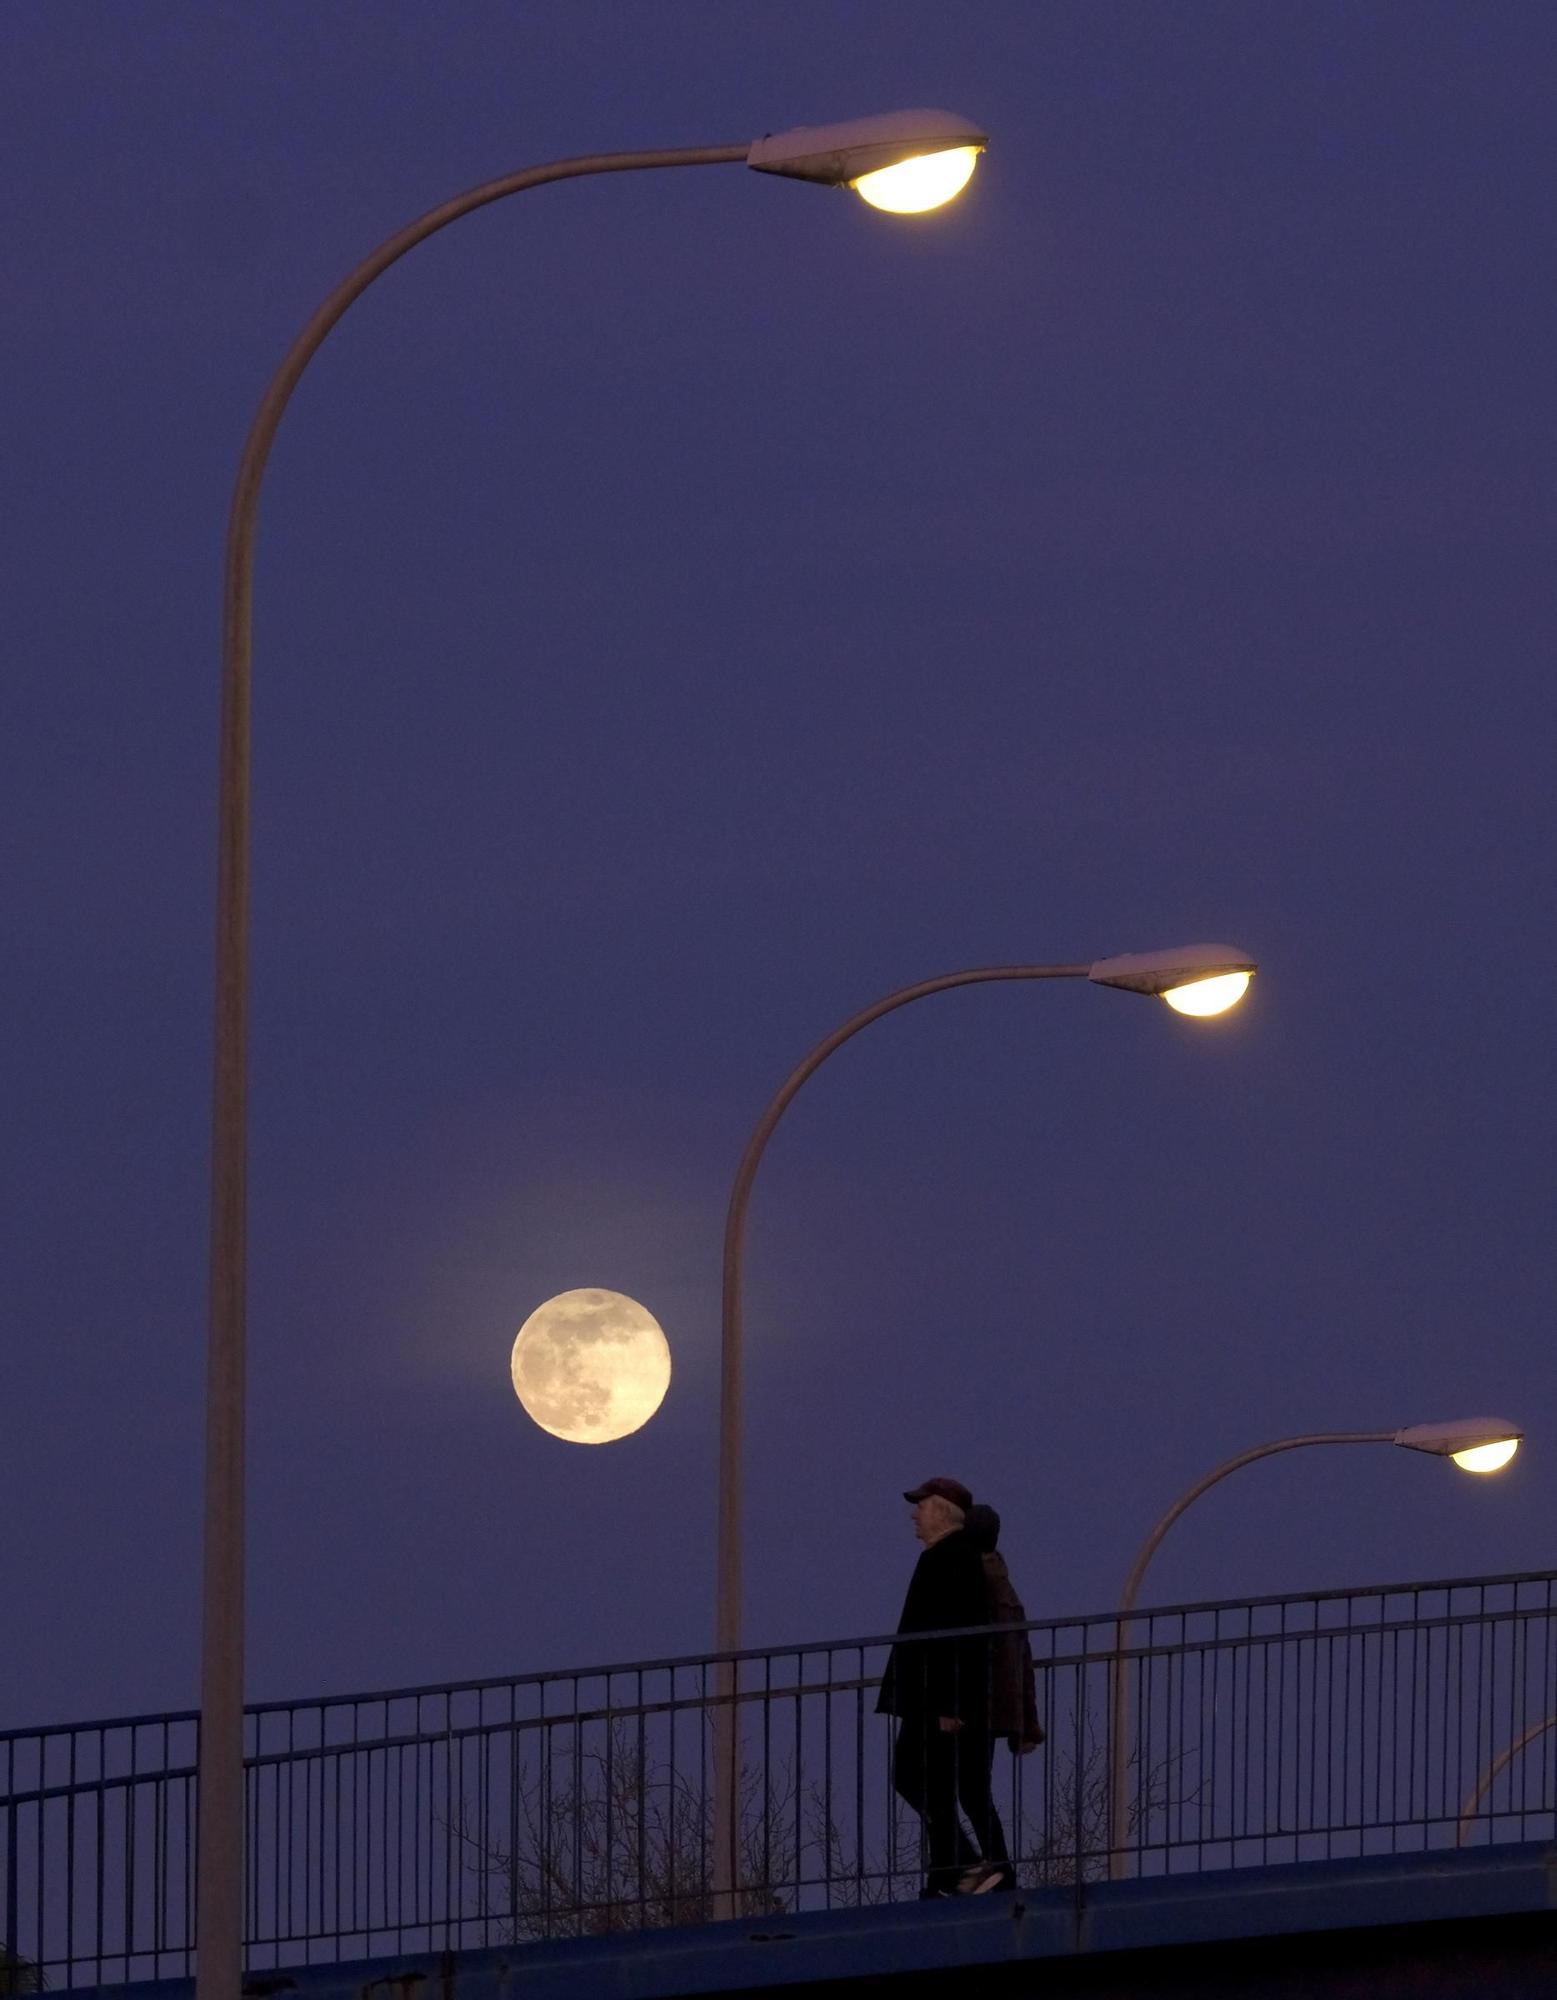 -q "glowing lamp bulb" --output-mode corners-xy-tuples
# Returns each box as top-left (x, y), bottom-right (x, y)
(1451, 1438), (1519, 1474)
(851, 145), (980, 214)
(1161, 970), (1253, 1018)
